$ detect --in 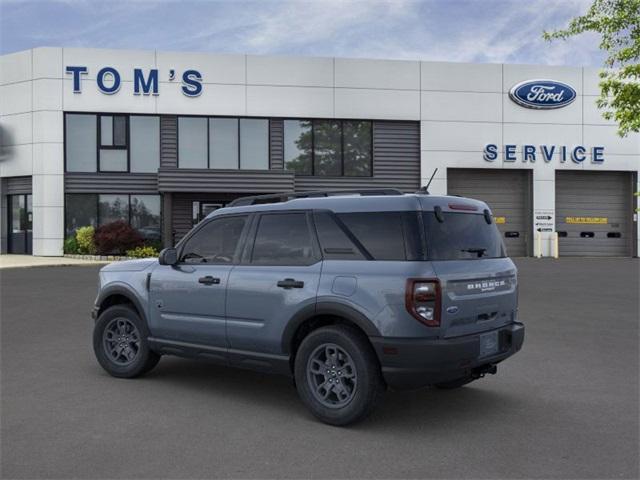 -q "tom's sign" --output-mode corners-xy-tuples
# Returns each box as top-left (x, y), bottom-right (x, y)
(65, 66), (203, 97)
(509, 79), (576, 109)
